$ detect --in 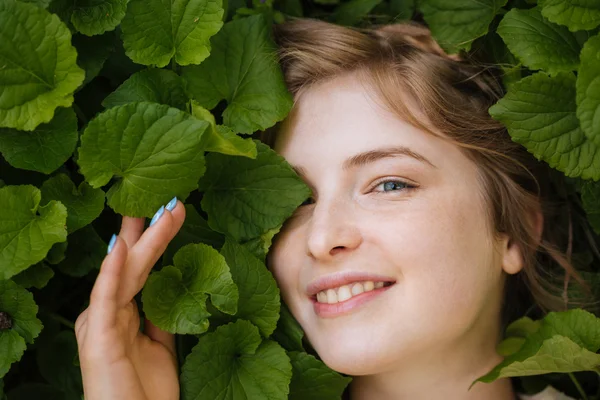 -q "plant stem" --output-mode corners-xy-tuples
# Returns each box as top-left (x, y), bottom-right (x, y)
(46, 311), (75, 330)
(568, 372), (589, 400)
(72, 103), (88, 125)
